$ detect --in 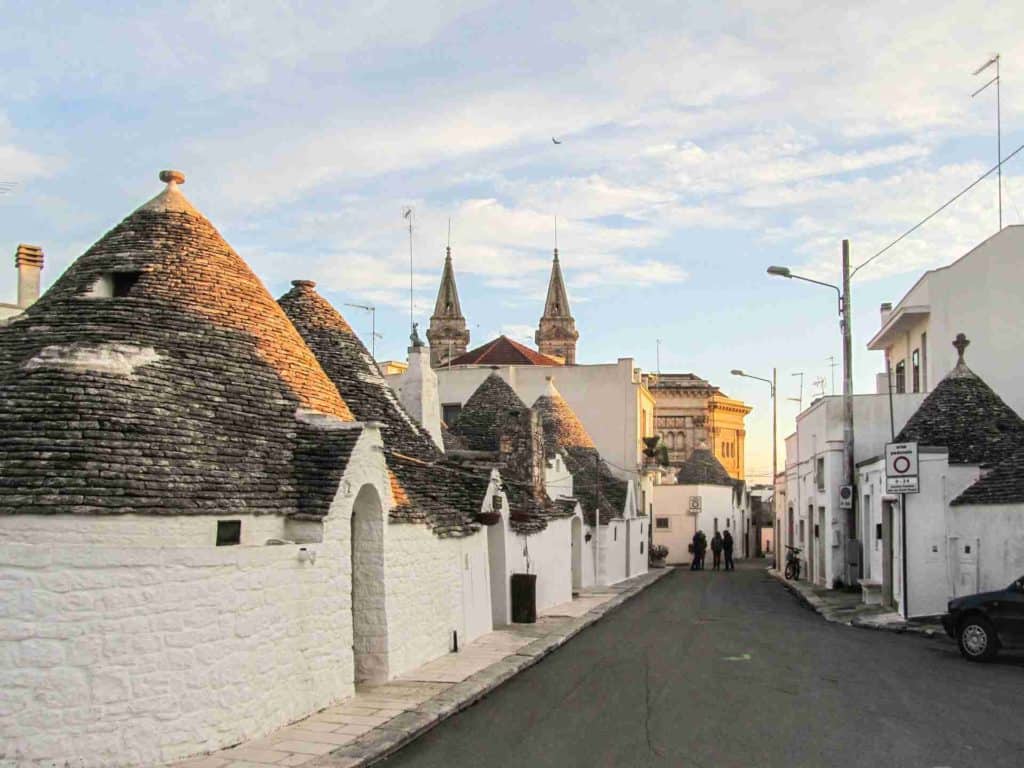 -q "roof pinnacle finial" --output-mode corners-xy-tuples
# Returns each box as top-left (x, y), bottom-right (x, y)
(553, 215), (558, 260)
(159, 170), (185, 188)
(953, 333), (970, 364)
